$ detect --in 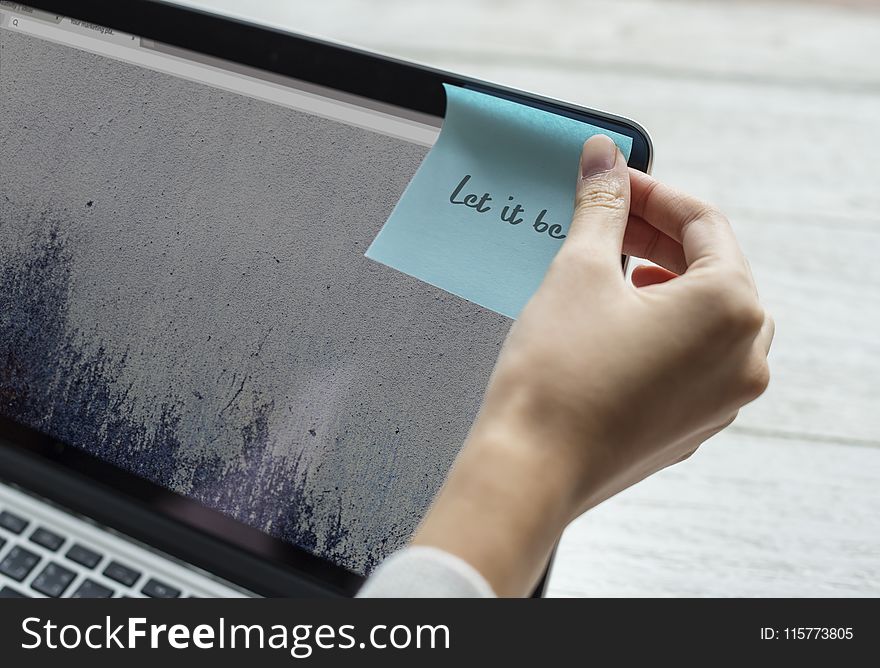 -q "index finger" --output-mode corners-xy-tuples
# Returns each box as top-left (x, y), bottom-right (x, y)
(628, 169), (745, 270)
